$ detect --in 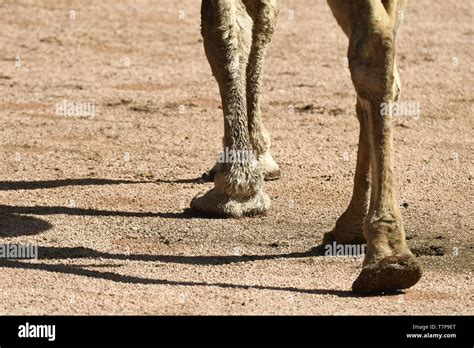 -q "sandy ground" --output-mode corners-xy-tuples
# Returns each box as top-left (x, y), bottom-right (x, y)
(0, 0), (472, 315)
